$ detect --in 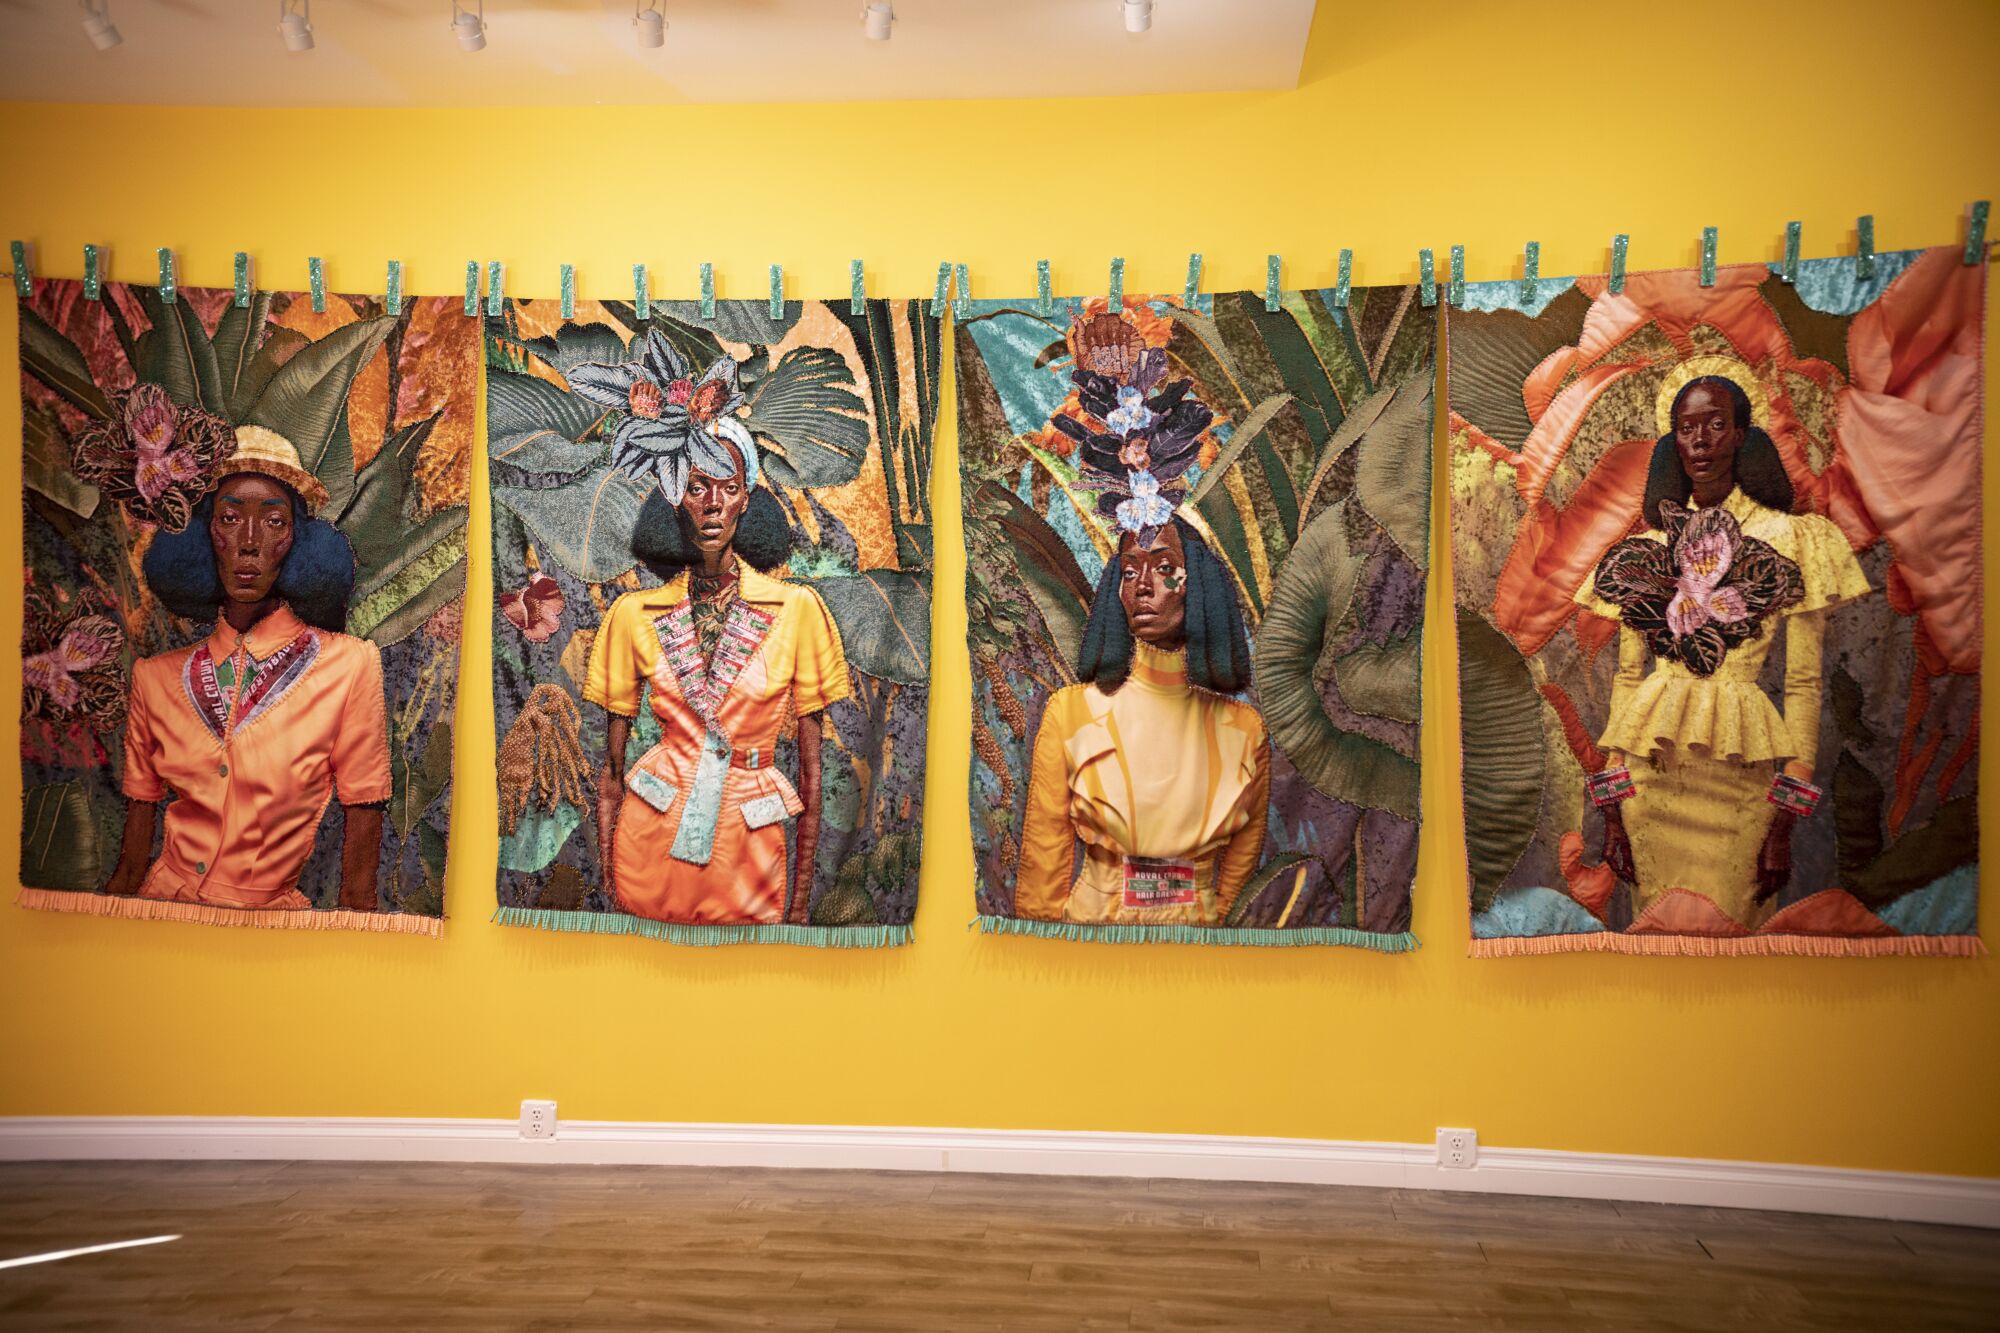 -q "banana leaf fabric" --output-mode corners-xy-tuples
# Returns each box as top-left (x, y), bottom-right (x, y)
(1448, 248), (1984, 955)
(960, 289), (1435, 946)
(19, 280), (476, 935)
(487, 297), (938, 946)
